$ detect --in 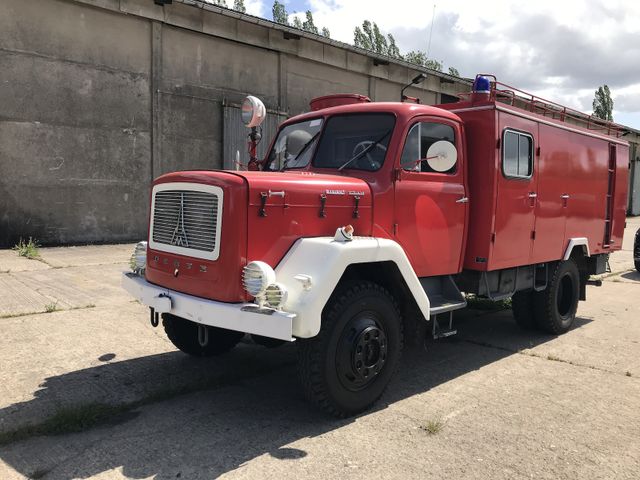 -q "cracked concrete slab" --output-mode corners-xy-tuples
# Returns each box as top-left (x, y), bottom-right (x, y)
(0, 251), (50, 273)
(0, 264), (131, 317)
(38, 244), (135, 269)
